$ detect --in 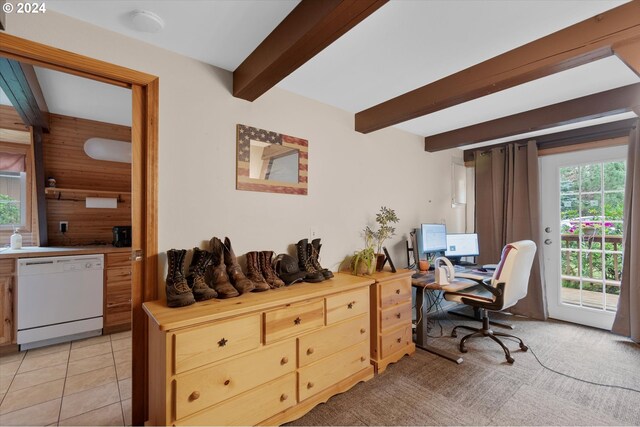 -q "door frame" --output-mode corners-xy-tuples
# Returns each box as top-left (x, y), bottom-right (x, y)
(540, 143), (627, 330)
(0, 33), (158, 425)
